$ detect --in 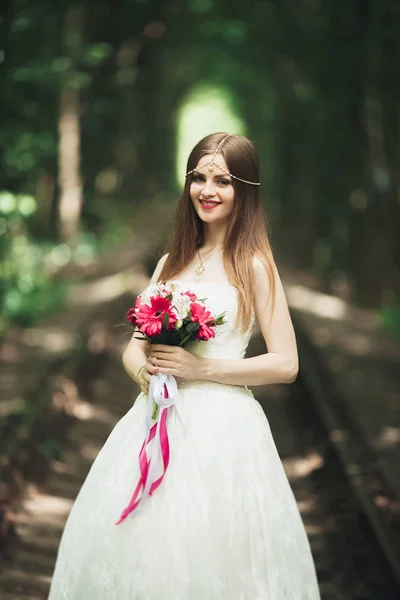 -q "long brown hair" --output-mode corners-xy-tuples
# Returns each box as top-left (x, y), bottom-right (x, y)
(159, 132), (276, 330)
